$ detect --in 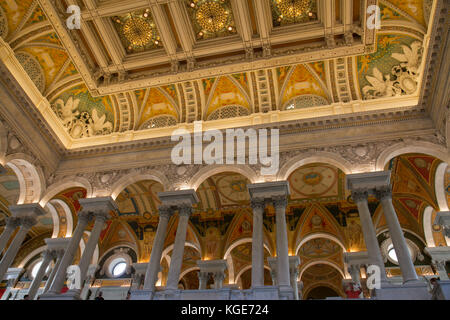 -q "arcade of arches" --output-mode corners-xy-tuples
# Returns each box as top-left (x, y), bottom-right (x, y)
(0, 0), (449, 301)
(0, 153), (450, 300)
